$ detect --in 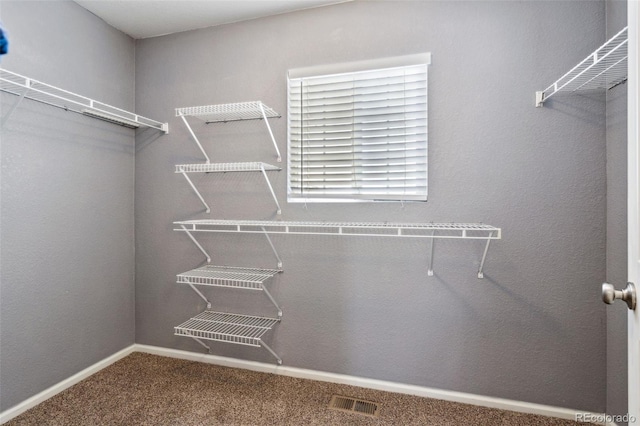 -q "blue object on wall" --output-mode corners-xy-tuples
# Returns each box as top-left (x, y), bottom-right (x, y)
(0, 26), (8, 55)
